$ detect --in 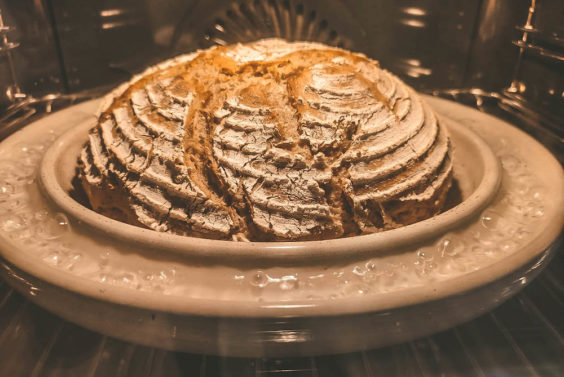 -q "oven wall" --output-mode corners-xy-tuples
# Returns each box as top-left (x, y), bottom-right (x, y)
(0, 0), (562, 122)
